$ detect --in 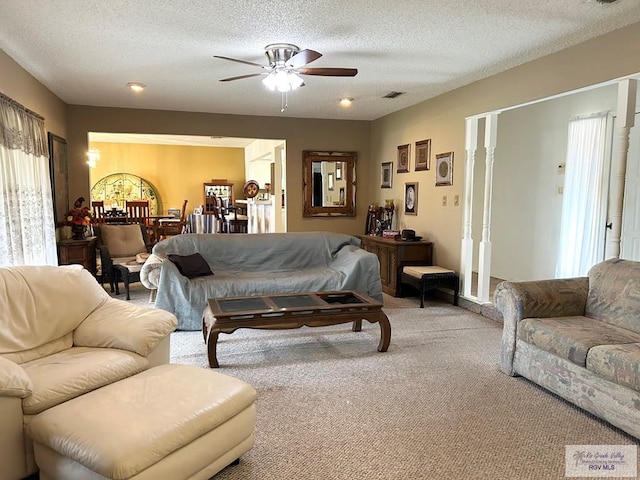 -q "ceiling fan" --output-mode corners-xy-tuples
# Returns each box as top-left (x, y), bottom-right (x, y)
(214, 43), (358, 94)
